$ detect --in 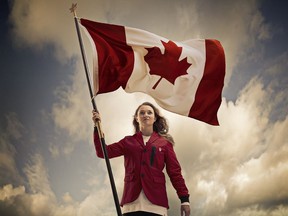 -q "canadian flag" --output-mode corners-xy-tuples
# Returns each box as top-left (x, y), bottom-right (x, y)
(80, 19), (225, 125)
